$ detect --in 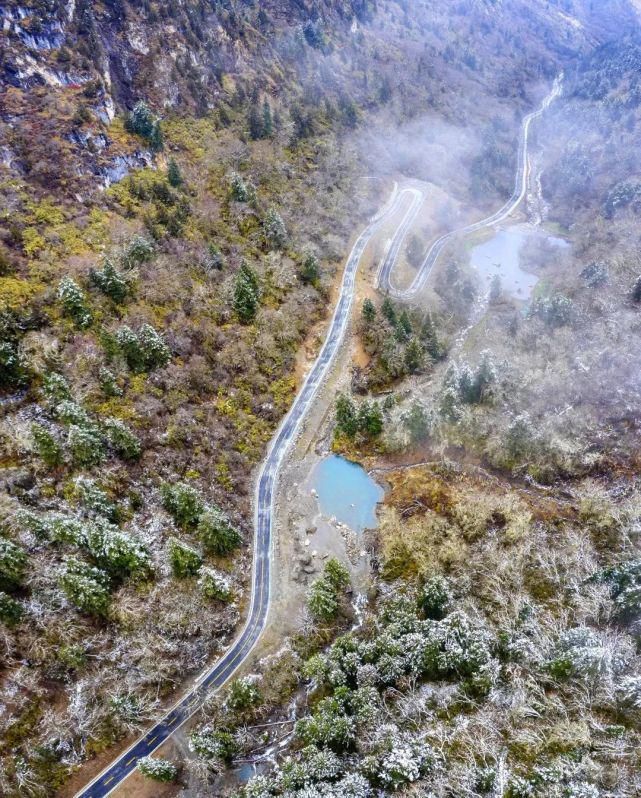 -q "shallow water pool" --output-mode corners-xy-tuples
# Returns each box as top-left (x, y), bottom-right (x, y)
(470, 227), (569, 299)
(311, 455), (384, 533)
